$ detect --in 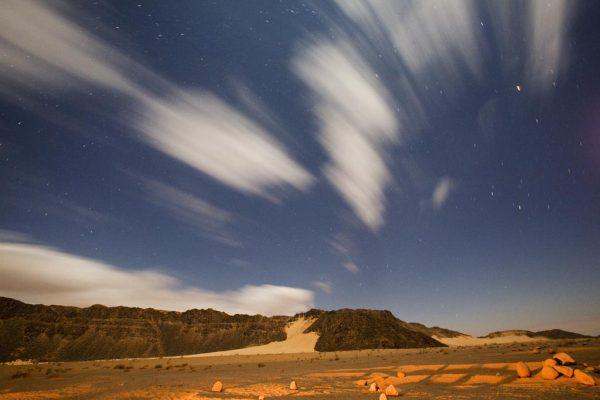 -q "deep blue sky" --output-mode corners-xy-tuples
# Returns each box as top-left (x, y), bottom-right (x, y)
(1, 1), (599, 335)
